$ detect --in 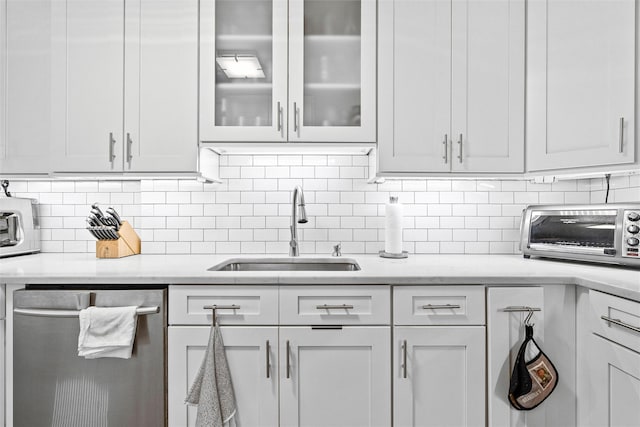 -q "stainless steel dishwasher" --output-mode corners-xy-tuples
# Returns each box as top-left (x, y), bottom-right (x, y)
(13, 286), (167, 427)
